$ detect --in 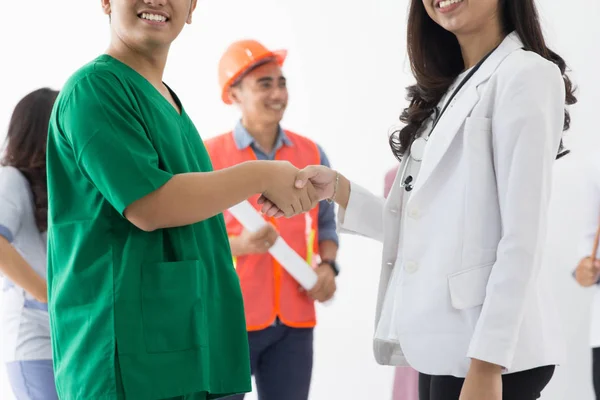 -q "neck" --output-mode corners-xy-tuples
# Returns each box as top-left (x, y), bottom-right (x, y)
(106, 37), (169, 88)
(457, 23), (505, 69)
(241, 117), (280, 154)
